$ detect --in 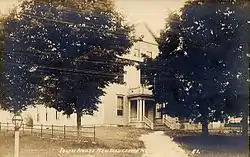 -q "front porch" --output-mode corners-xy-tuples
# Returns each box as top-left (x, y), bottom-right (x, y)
(127, 86), (164, 129)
